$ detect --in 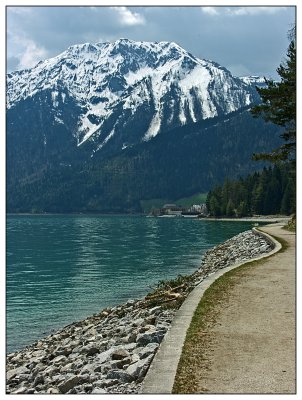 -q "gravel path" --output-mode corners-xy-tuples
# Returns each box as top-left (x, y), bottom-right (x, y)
(182, 223), (296, 394)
